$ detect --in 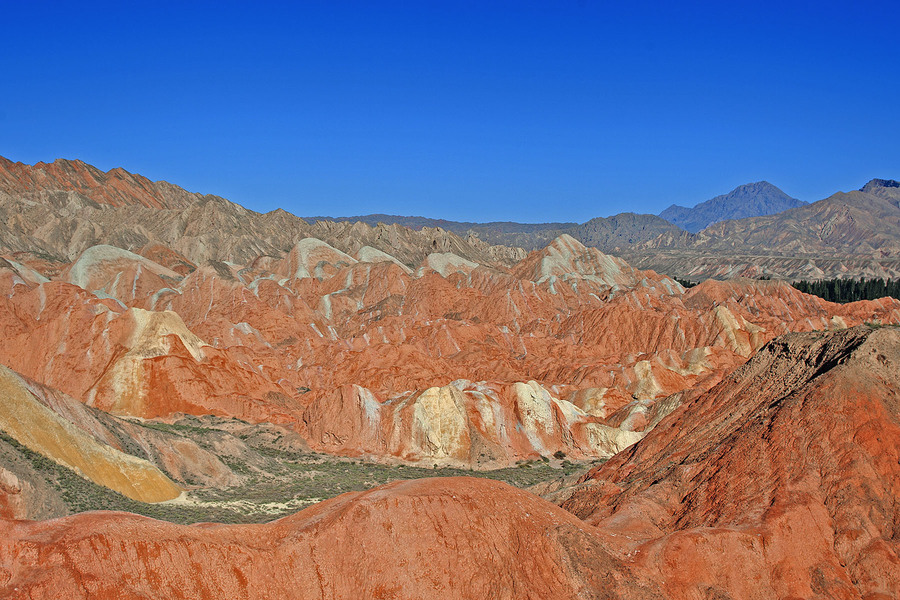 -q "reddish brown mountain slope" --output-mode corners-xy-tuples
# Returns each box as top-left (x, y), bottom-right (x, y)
(0, 477), (664, 600)
(2, 156), (900, 478)
(3, 234), (897, 470)
(4, 326), (900, 598)
(0, 157), (201, 209)
(561, 325), (900, 599)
